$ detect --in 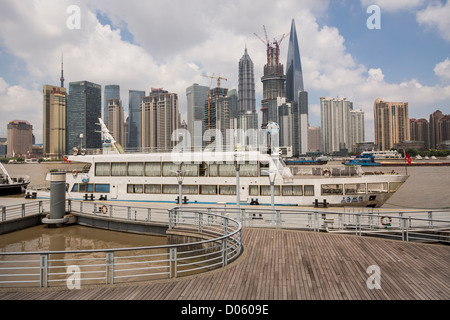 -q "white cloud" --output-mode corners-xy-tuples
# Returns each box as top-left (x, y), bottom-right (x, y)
(434, 58), (450, 82)
(416, 1), (450, 41)
(0, 0), (448, 145)
(360, 0), (427, 12)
